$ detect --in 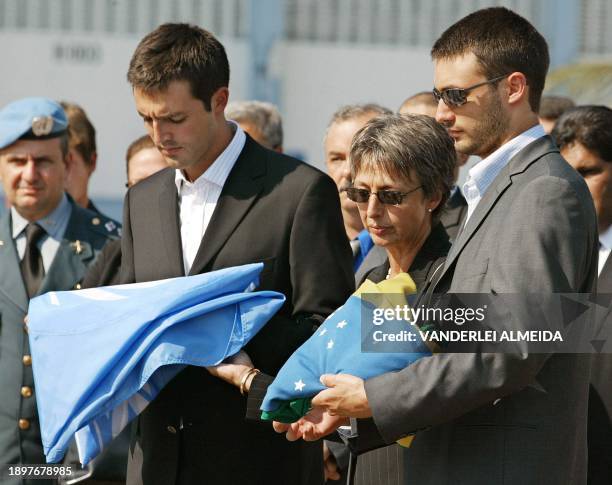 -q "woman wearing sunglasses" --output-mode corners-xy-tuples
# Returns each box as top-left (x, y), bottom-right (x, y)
(333, 113), (457, 484)
(347, 113), (456, 285)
